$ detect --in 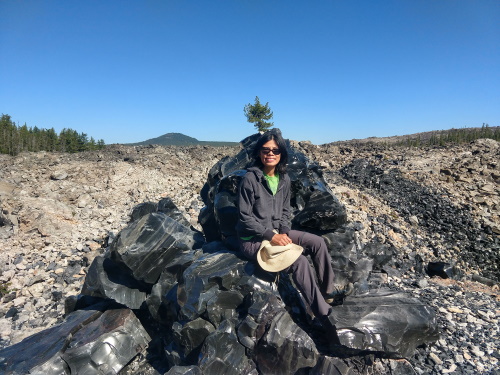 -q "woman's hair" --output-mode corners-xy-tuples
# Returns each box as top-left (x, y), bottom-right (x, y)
(252, 129), (288, 175)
